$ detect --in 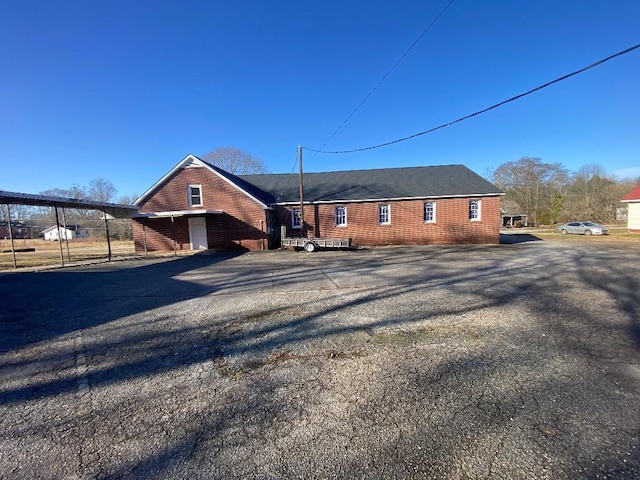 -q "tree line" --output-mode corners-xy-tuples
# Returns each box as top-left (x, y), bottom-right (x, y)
(490, 157), (638, 226)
